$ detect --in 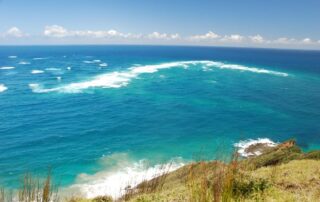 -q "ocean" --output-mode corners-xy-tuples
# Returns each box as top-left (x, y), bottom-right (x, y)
(0, 45), (319, 197)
